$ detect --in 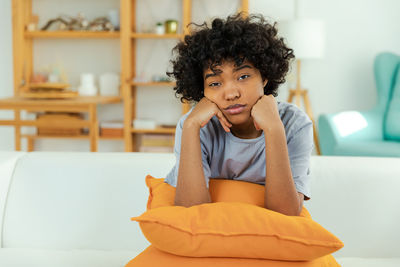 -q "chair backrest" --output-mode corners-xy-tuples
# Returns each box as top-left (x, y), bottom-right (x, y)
(318, 52), (400, 154)
(377, 52), (400, 141)
(374, 52), (400, 112)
